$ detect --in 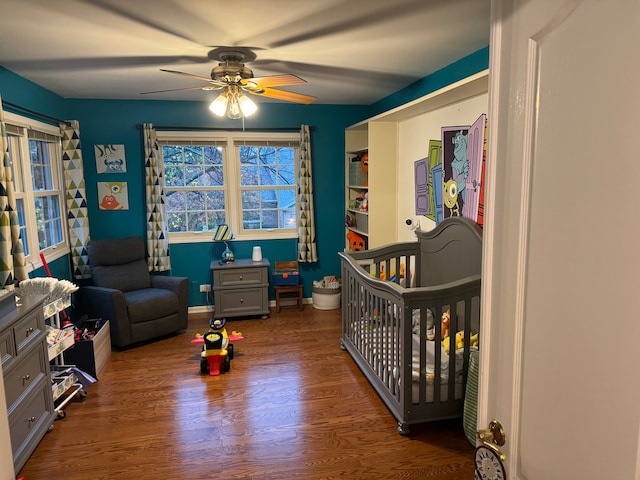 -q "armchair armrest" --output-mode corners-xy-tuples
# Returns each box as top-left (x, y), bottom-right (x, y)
(82, 285), (131, 348)
(151, 275), (188, 295)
